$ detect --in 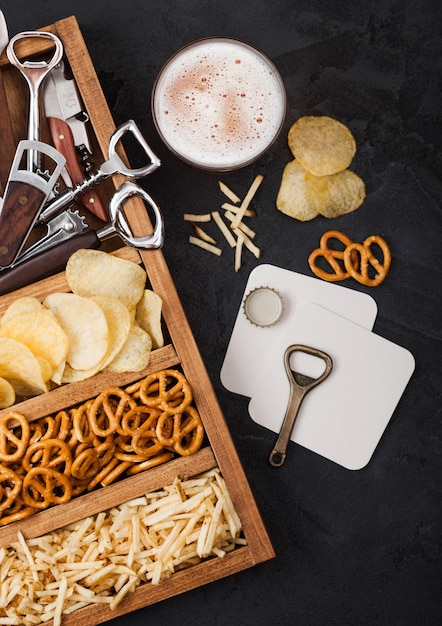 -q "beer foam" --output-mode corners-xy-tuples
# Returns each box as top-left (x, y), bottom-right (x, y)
(152, 38), (286, 170)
